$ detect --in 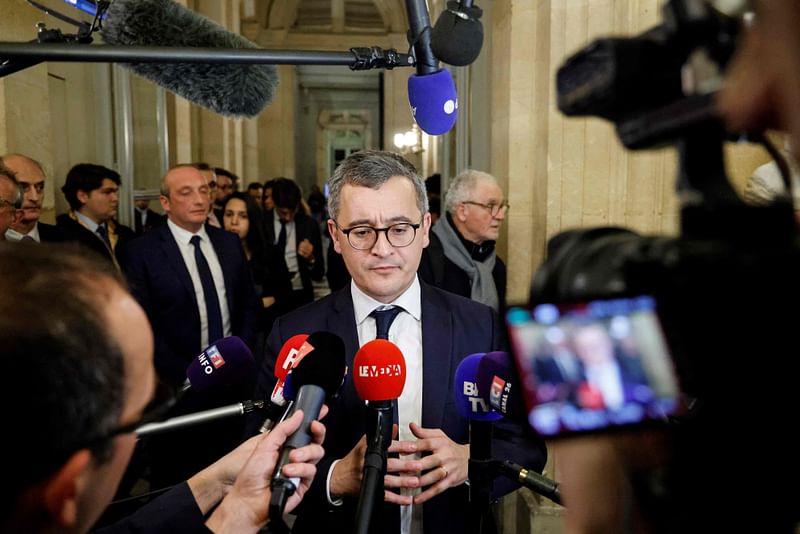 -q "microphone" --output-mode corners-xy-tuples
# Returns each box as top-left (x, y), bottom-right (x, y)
(405, 0), (459, 135)
(136, 400), (265, 437)
(184, 336), (255, 394)
(497, 460), (562, 506)
(269, 332), (347, 518)
(431, 1), (484, 67)
(475, 350), (527, 421)
(454, 353), (501, 524)
(351, 339), (407, 534)
(259, 334), (310, 434)
(100, 0), (278, 118)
